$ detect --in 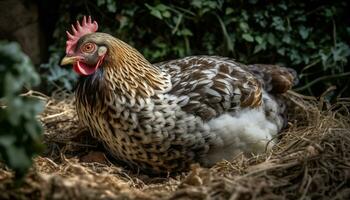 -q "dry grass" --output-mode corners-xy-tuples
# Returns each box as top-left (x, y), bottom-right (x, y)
(1, 90), (350, 200)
